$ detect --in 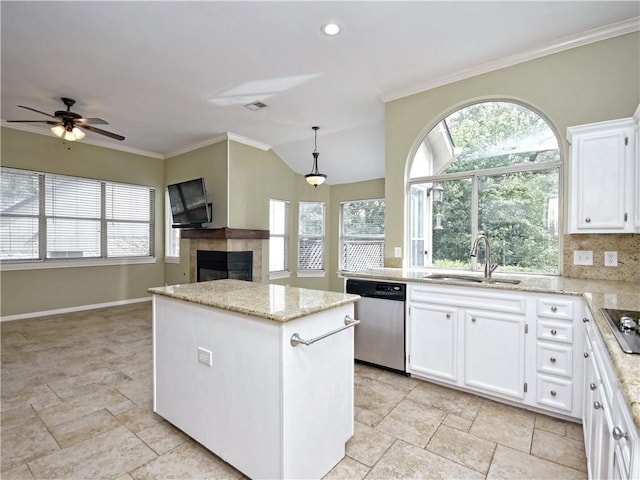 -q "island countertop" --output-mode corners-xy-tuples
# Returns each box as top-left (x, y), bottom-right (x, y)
(341, 267), (640, 427)
(148, 279), (359, 322)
